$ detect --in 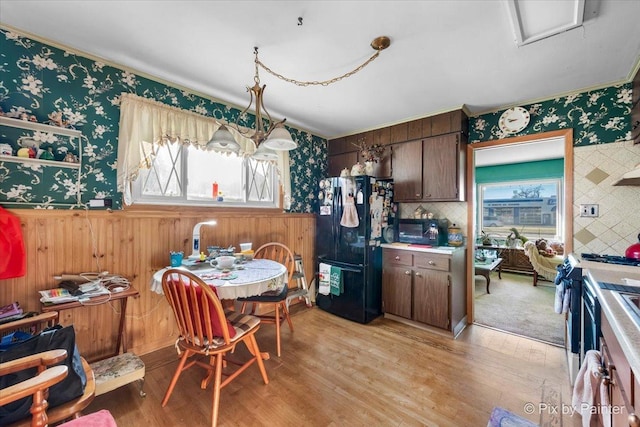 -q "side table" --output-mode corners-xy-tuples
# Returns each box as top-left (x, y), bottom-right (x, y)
(41, 286), (145, 397)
